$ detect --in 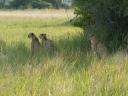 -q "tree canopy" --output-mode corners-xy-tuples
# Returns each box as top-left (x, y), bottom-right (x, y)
(0, 0), (67, 9)
(10, 0), (58, 9)
(73, 0), (128, 52)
